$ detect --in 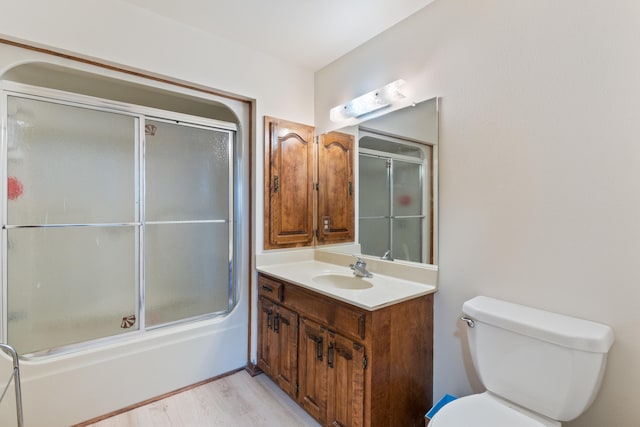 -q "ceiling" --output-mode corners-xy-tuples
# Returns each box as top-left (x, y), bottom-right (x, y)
(122, 0), (434, 71)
